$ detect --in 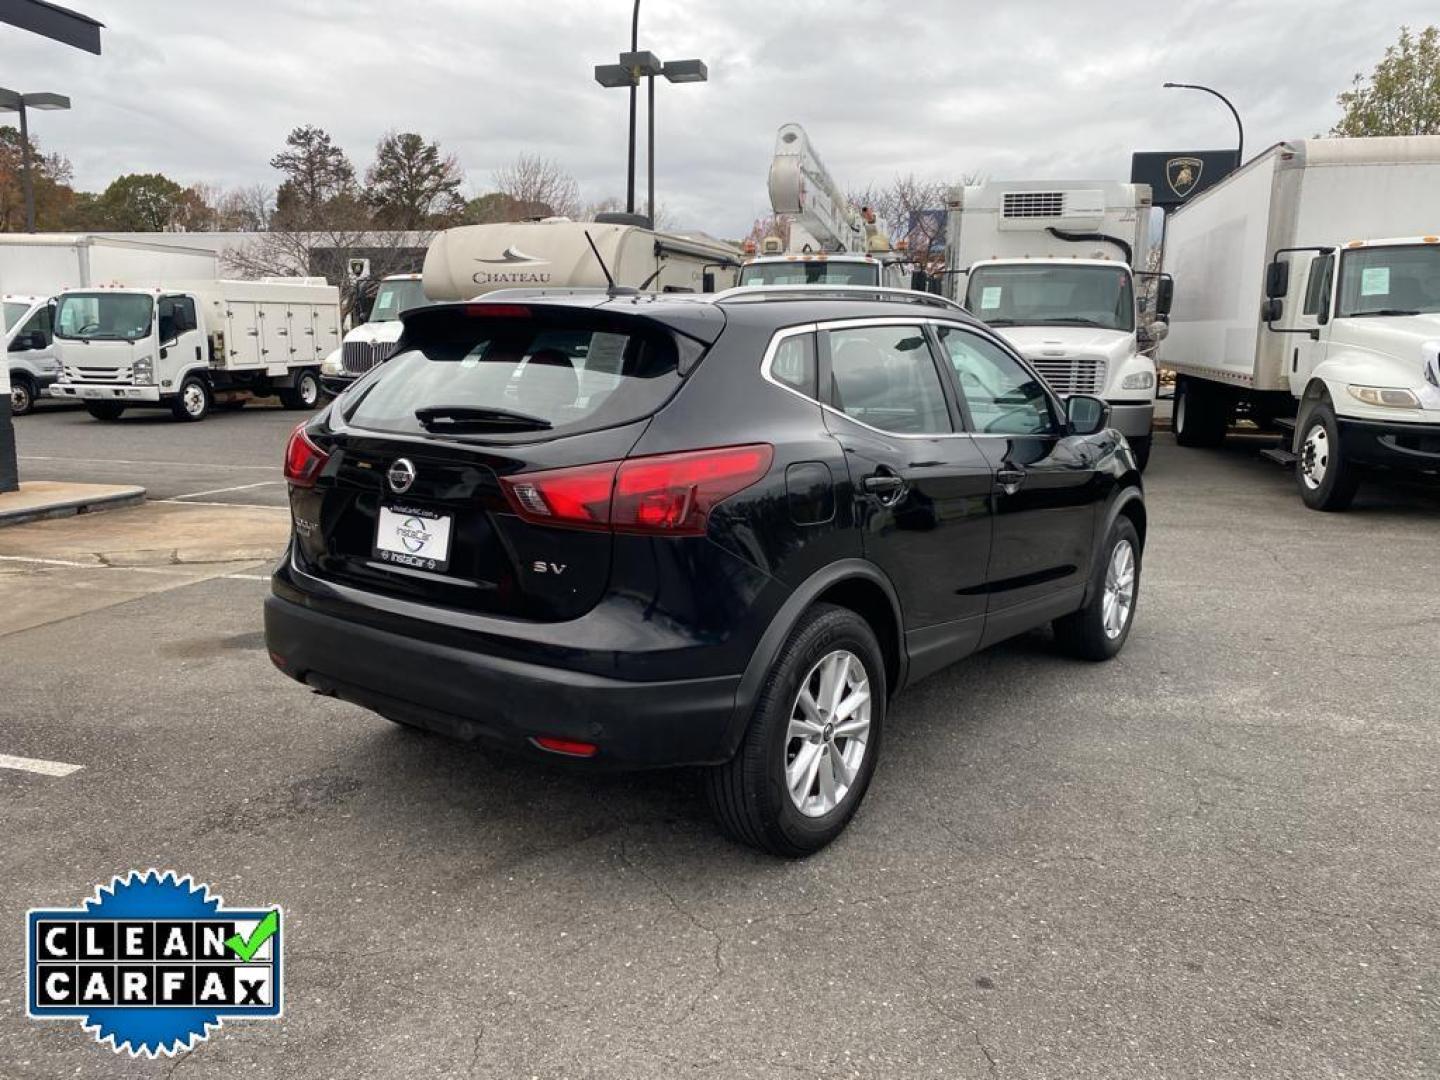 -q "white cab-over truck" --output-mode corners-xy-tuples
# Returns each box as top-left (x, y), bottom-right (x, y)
(0, 235), (219, 416)
(1161, 136), (1440, 510)
(48, 279), (341, 422)
(739, 123), (908, 290)
(945, 180), (1167, 469)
